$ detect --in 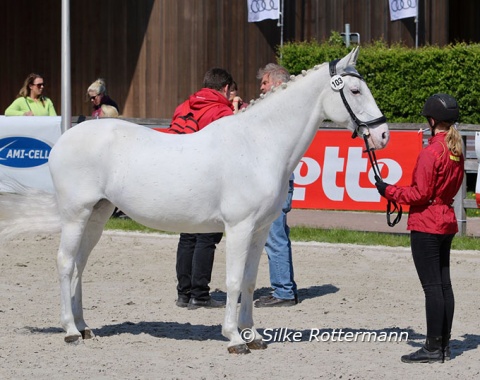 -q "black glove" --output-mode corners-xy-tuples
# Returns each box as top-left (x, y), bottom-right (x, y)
(375, 181), (390, 197)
